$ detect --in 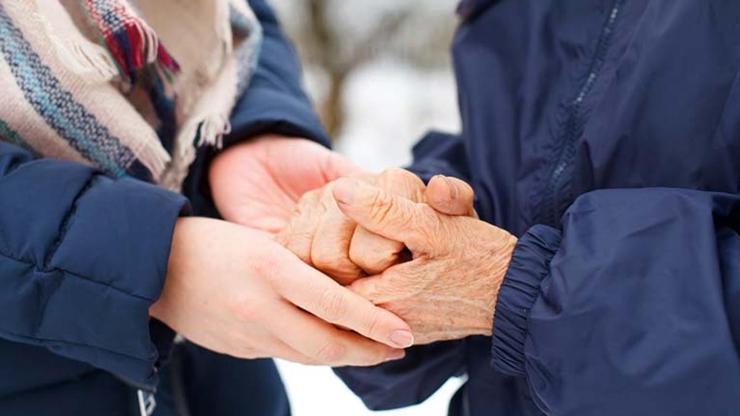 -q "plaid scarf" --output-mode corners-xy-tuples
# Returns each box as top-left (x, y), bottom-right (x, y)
(0, 0), (261, 190)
